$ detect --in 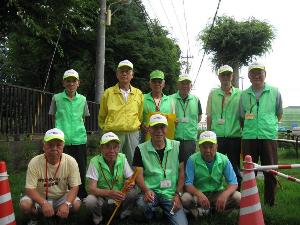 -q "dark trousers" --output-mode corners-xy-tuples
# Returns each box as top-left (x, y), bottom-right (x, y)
(64, 144), (87, 199)
(178, 140), (196, 166)
(217, 137), (242, 190)
(242, 139), (278, 206)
